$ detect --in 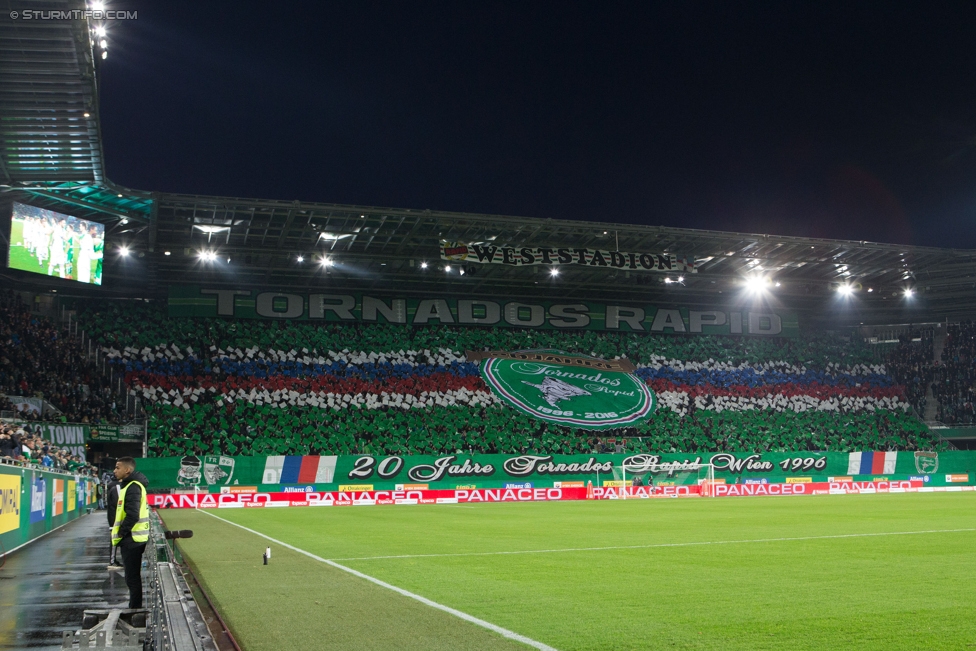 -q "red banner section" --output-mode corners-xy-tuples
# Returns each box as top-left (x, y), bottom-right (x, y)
(144, 480), (971, 509)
